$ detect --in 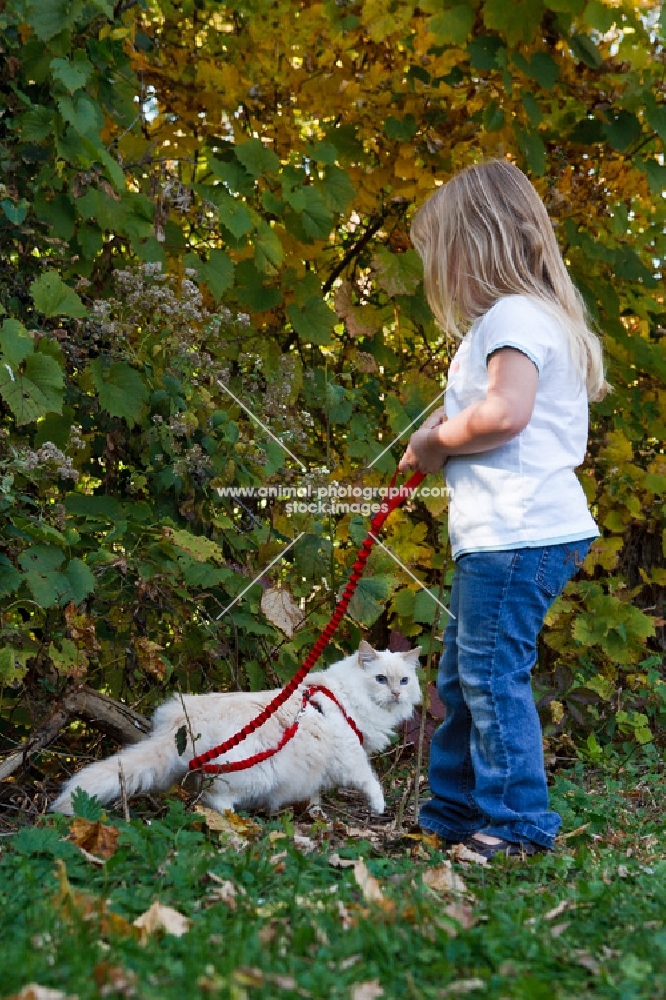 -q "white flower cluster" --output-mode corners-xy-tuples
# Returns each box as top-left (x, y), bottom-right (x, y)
(23, 441), (79, 481)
